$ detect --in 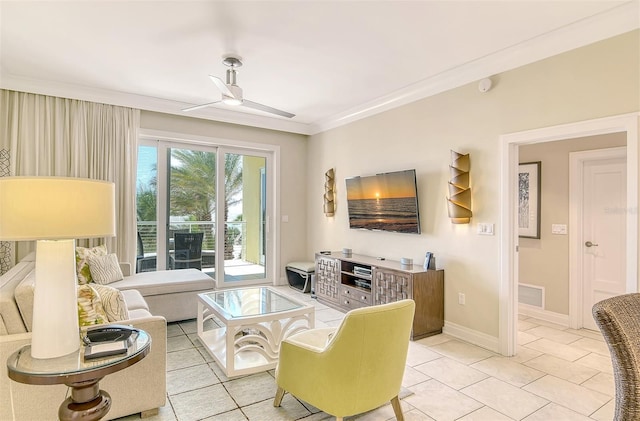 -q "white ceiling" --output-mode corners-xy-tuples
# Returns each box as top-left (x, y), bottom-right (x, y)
(1, 1), (638, 135)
